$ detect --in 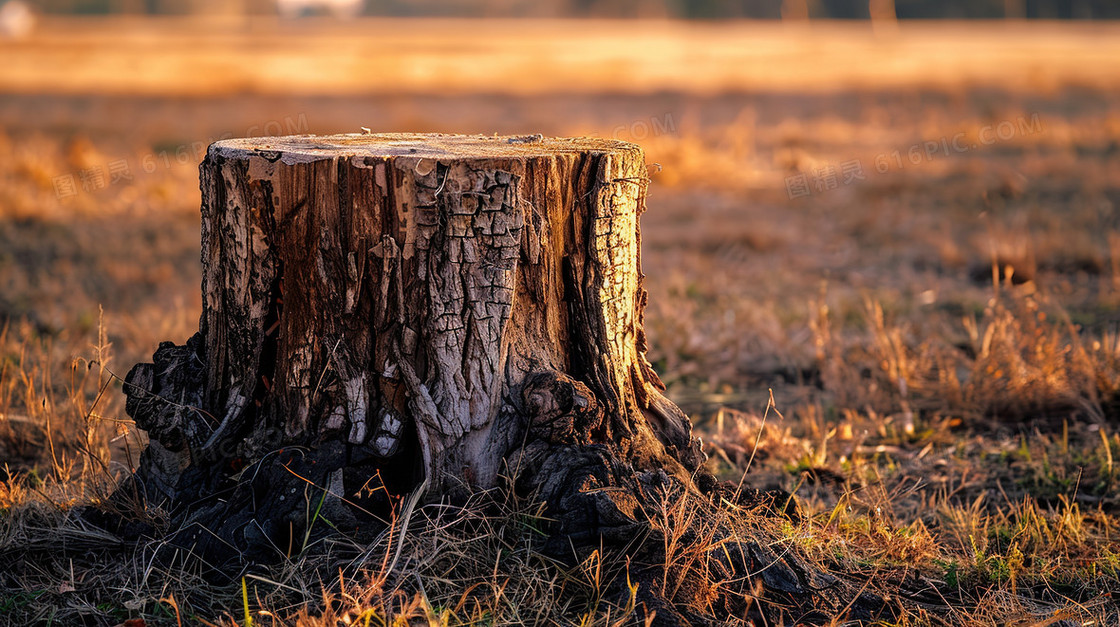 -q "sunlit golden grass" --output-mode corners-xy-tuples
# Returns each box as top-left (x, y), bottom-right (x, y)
(4, 18), (1120, 96)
